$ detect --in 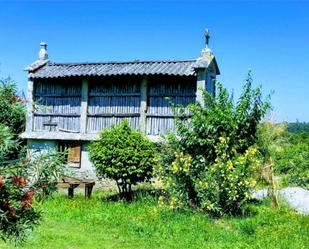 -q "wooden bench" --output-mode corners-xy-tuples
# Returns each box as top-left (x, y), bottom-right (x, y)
(58, 176), (95, 199)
